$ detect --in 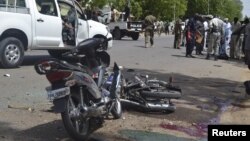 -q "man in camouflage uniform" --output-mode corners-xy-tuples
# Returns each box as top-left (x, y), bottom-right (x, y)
(173, 18), (183, 49)
(144, 14), (156, 48)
